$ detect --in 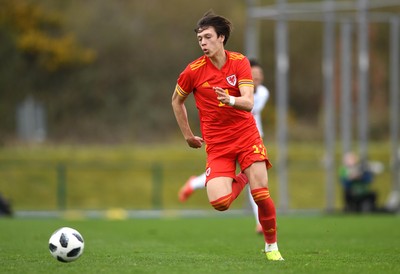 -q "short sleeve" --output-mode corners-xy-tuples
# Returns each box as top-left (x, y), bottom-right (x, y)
(175, 66), (193, 97)
(237, 57), (253, 88)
